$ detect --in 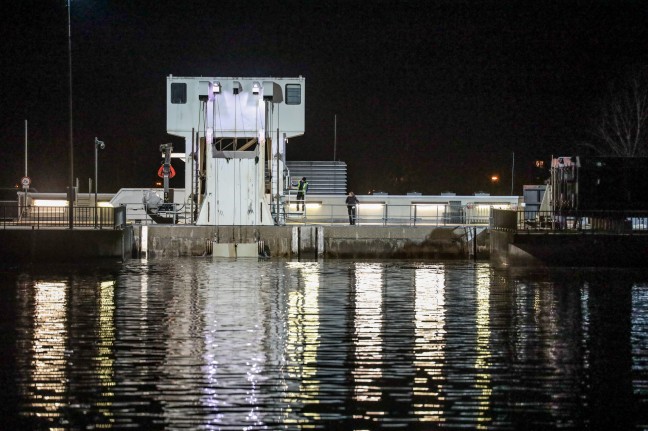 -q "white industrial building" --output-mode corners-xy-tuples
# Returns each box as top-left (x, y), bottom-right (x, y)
(165, 75), (306, 225)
